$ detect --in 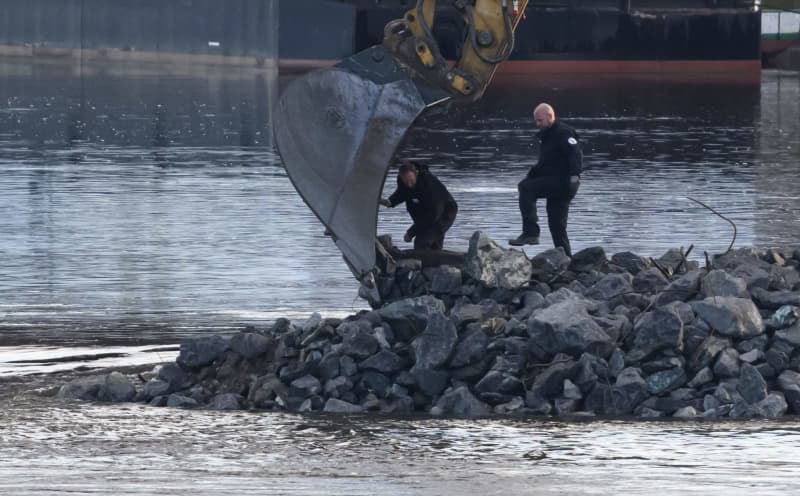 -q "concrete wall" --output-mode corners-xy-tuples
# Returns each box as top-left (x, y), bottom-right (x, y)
(0, 0), (356, 61)
(0, 0), (279, 58)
